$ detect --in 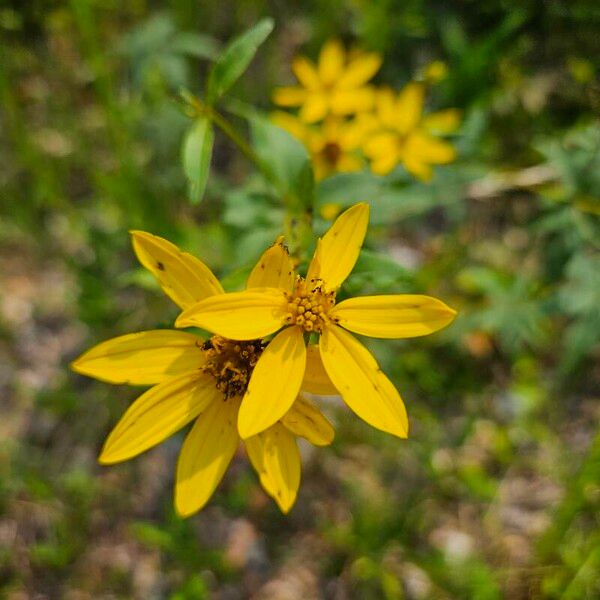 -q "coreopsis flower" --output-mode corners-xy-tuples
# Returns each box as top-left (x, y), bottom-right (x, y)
(360, 84), (460, 181)
(71, 232), (335, 516)
(176, 204), (457, 440)
(272, 112), (365, 181)
(273, 39), (381, 123)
